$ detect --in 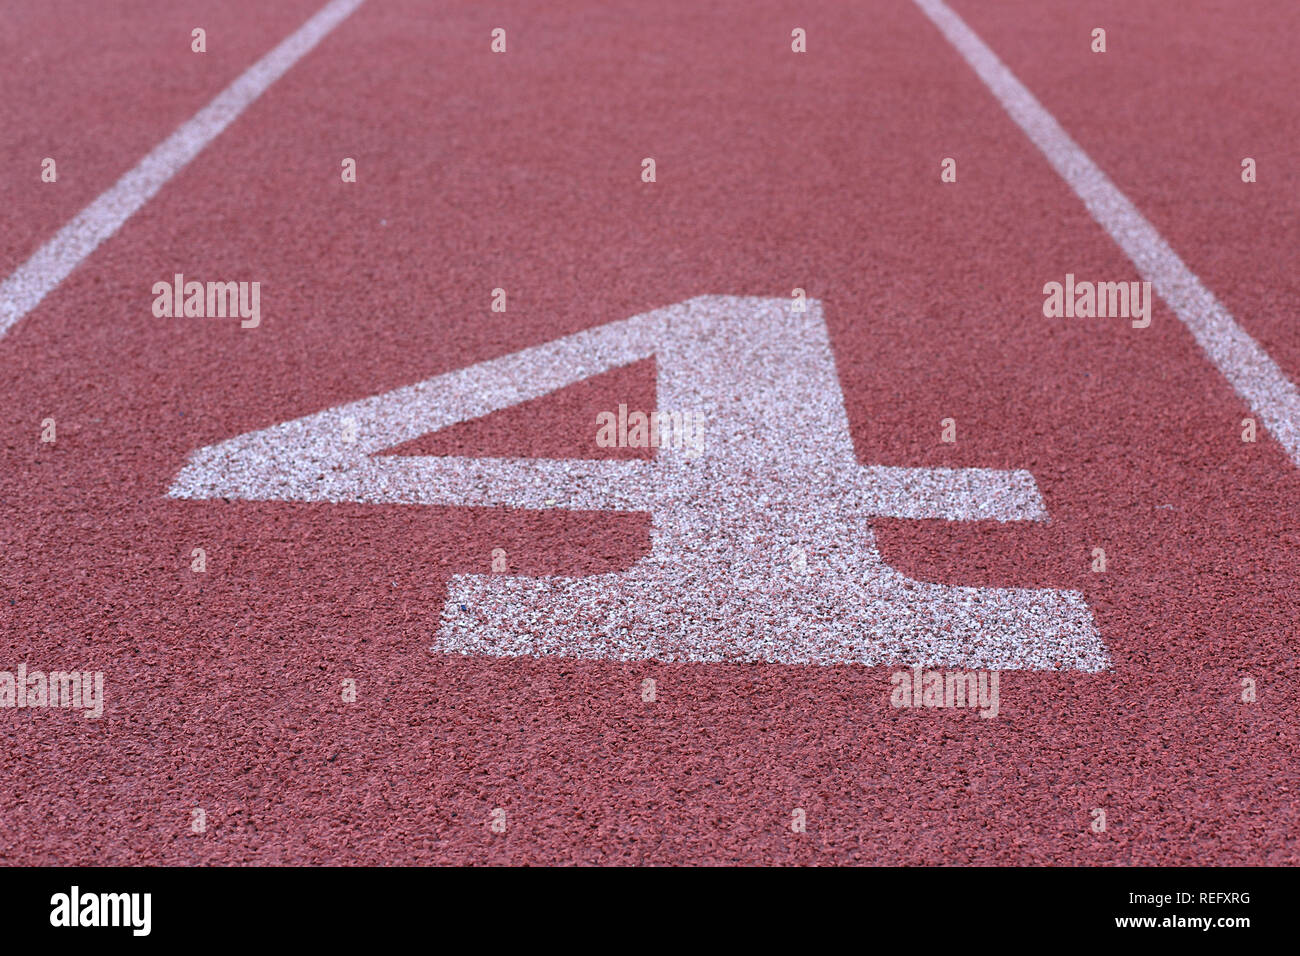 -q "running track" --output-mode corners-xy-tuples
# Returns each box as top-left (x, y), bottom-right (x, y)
(0, 0), (1296, 864)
